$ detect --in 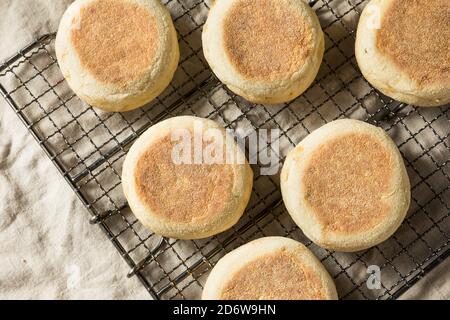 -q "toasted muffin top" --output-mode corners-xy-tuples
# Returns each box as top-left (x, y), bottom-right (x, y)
(223, 0), (313, 81)
(220, 249), (327, 300)
(71, 0), (159, 86)
(134, 134), (235, 224)
(376, 0), (450, 86)
(302, 133), (394, 235)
